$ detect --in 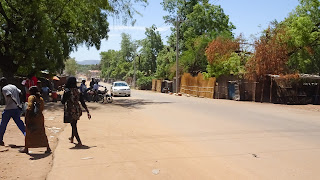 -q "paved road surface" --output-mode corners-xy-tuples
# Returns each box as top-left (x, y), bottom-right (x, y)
(47, 87), (320, 179)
